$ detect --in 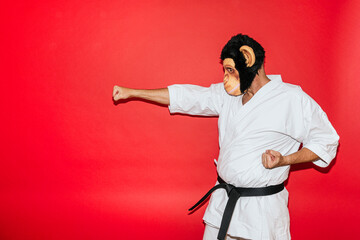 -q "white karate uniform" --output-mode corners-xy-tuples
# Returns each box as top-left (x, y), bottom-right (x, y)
(168, 75), (339, 240)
